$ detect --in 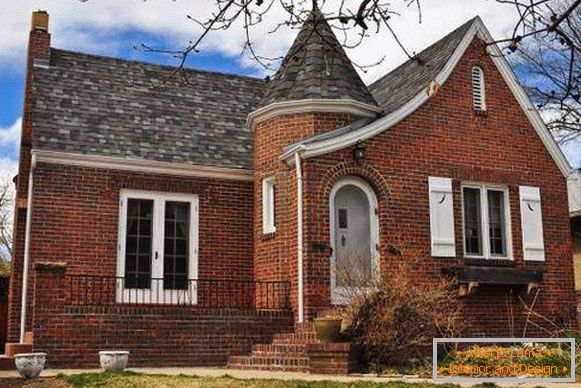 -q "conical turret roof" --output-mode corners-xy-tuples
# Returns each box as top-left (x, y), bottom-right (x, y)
(261, 5), (378, 106)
